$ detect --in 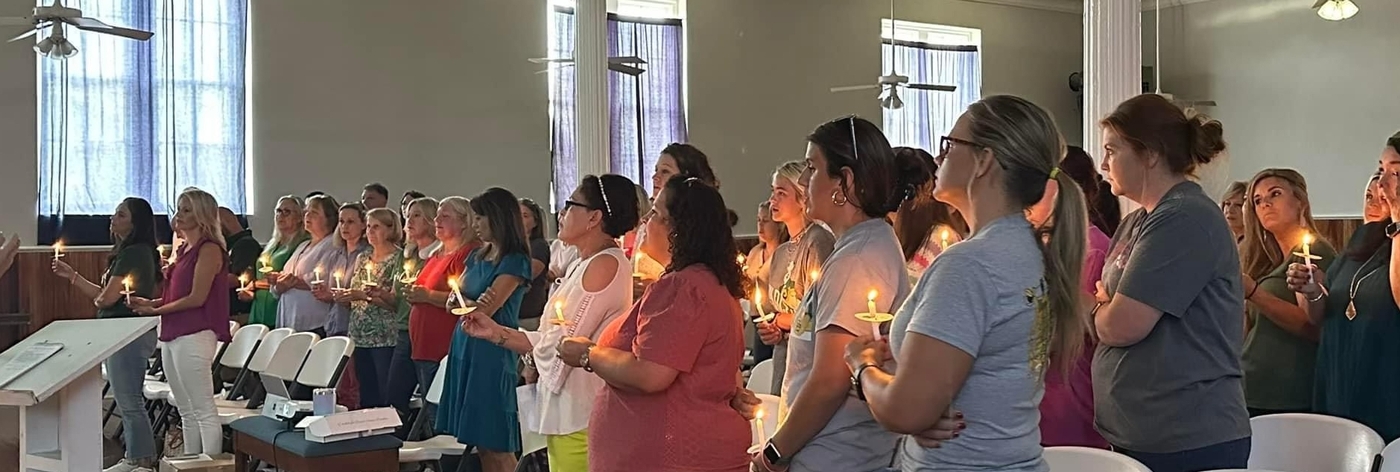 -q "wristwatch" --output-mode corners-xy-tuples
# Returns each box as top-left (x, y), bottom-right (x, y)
(852, 363), (880, 402)
(579, 345), (595, 372)
(763, 441), (789, 467)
